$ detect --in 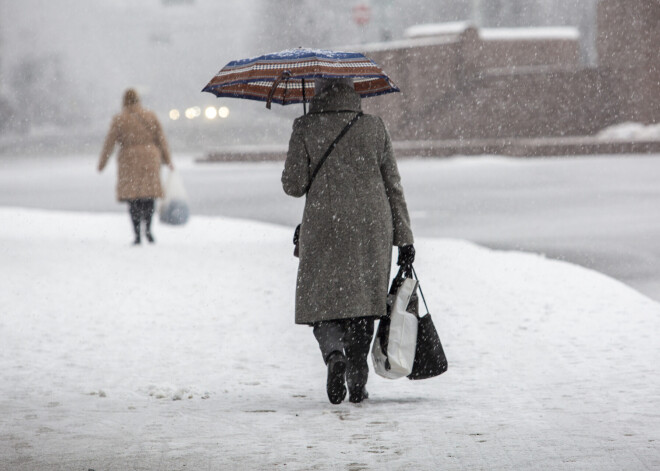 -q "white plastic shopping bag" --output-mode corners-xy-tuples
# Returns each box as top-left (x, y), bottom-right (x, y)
(371, 276), (419, 379)
(159, 170), (190, 225)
